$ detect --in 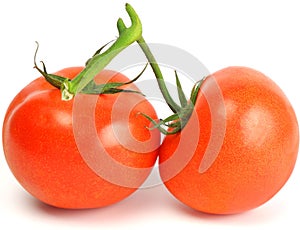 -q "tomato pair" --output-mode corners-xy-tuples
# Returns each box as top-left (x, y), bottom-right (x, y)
(2, 3), (299, 214)
(3, 66), (298, 214)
